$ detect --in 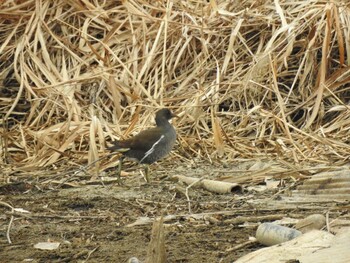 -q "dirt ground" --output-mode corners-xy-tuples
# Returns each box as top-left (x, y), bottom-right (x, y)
(0, 161), (343, 263)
